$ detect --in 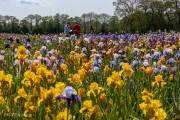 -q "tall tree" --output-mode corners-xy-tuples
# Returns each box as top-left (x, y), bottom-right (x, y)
(26, 14), (34, 33)
(99, 13), (111, 23)
(54, 13), (61, 33)
(20, 19), (30, 33)
(109, 16), (119, 33)
(113, 0), (139, 18)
